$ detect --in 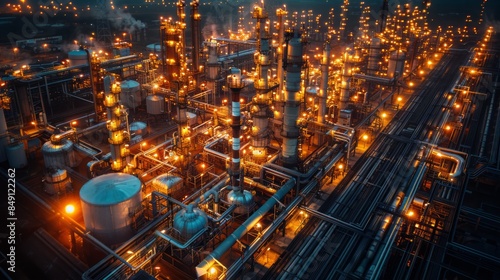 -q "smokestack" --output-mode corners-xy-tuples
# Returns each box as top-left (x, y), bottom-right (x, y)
(226, 68), (253, 214)
(227, 67), (243, 191)
(281, 31), (303, 167)
(318, 42), (330, 123)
